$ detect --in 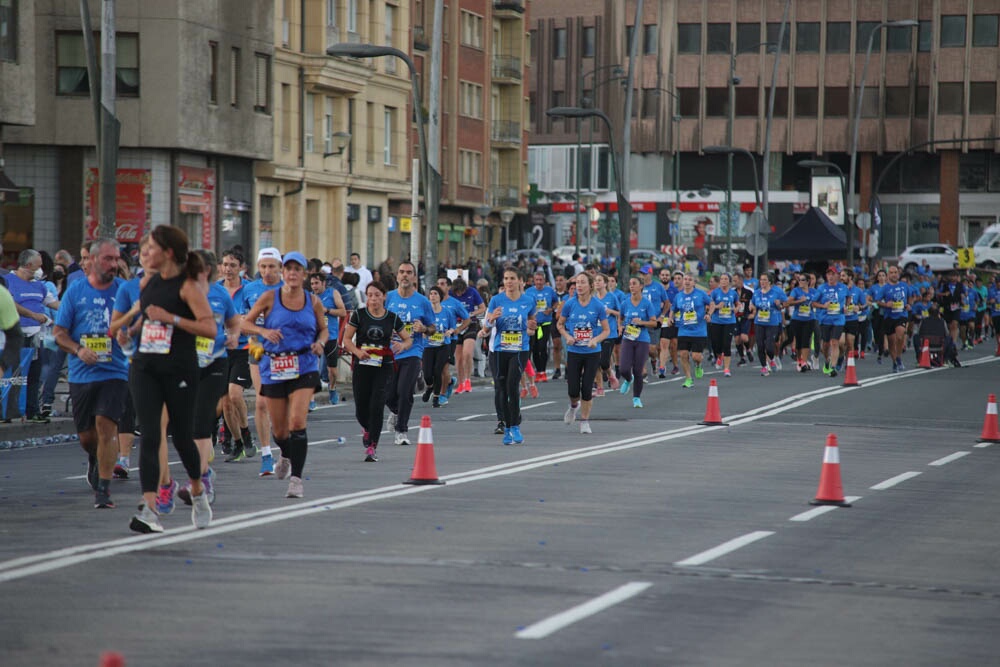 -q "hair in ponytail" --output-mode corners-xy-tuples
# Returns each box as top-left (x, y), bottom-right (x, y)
(151, 224), (204, 280)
